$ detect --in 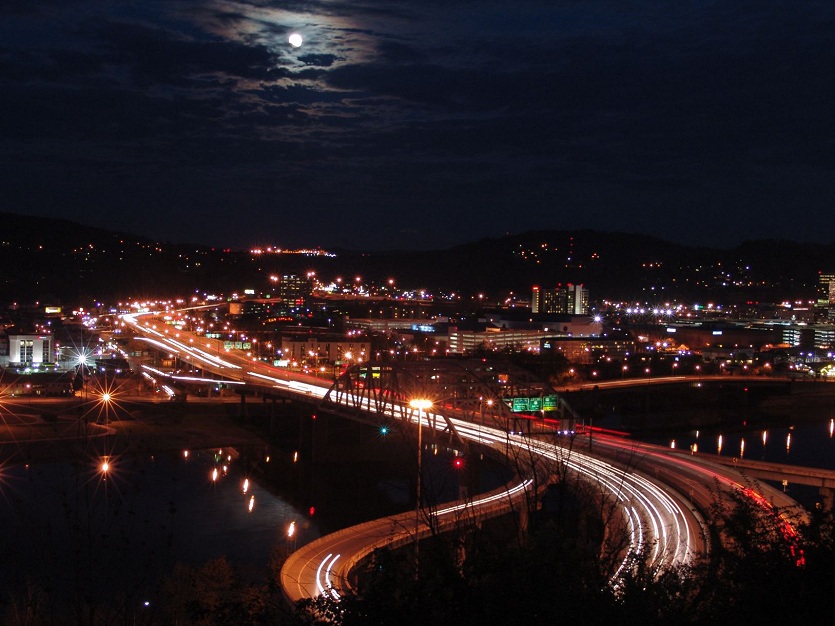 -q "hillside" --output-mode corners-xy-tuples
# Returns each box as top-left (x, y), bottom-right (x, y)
(0, 212), (831, 305)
